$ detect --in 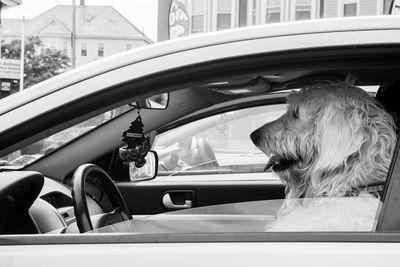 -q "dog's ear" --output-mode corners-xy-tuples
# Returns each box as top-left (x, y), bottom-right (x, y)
(311, 97), (396, 196)
(311, 101), (365, 193)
